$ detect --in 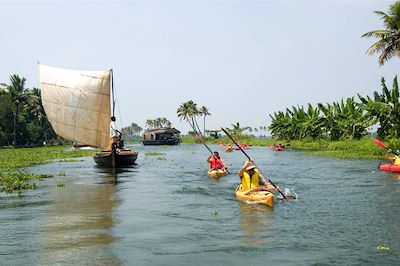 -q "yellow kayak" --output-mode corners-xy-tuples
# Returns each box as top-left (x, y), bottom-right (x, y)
(207, 168), (227, 178)
(235, 186), (274, 207)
